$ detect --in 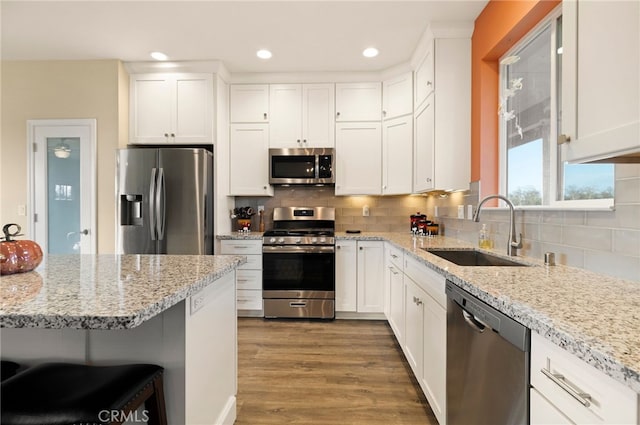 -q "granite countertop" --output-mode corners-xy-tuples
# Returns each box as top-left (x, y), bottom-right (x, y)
(0, 254), (246, 330)
(219, 230), (640, 393)
(217, 232), (263, 240)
